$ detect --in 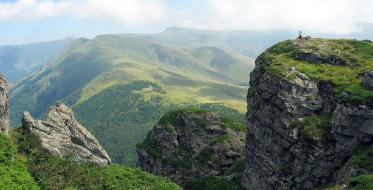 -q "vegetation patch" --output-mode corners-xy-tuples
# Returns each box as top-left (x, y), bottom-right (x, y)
(183, 176), (244, 190)
(196, 147), (217, 167)
(211, 135), (232, 145)
(221, 117), (247, 132)
(265, 39), (373, 105)
(348, 175), (373, 190)
(313, 185), (343, 190)
(352, 145), (373, 170)
(290, 114), (332, 141)
(0, 134), (39, 190)
(167, 157), (193, 170)
(136, 132), (162, 159)
(224, 159), (246, 177)
(9, 126), (181, 190)
(192, 117), (209, 127)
